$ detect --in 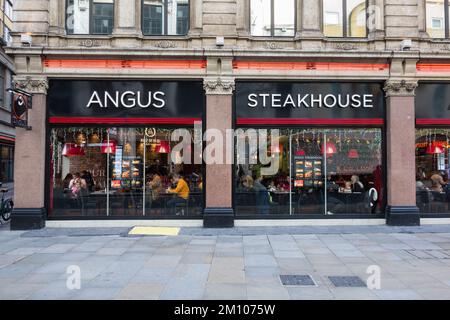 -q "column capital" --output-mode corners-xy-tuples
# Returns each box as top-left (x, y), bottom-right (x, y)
(203, 77), (235, 95)
(13, 76), (49, 95)
(383, 80), (418, 97)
